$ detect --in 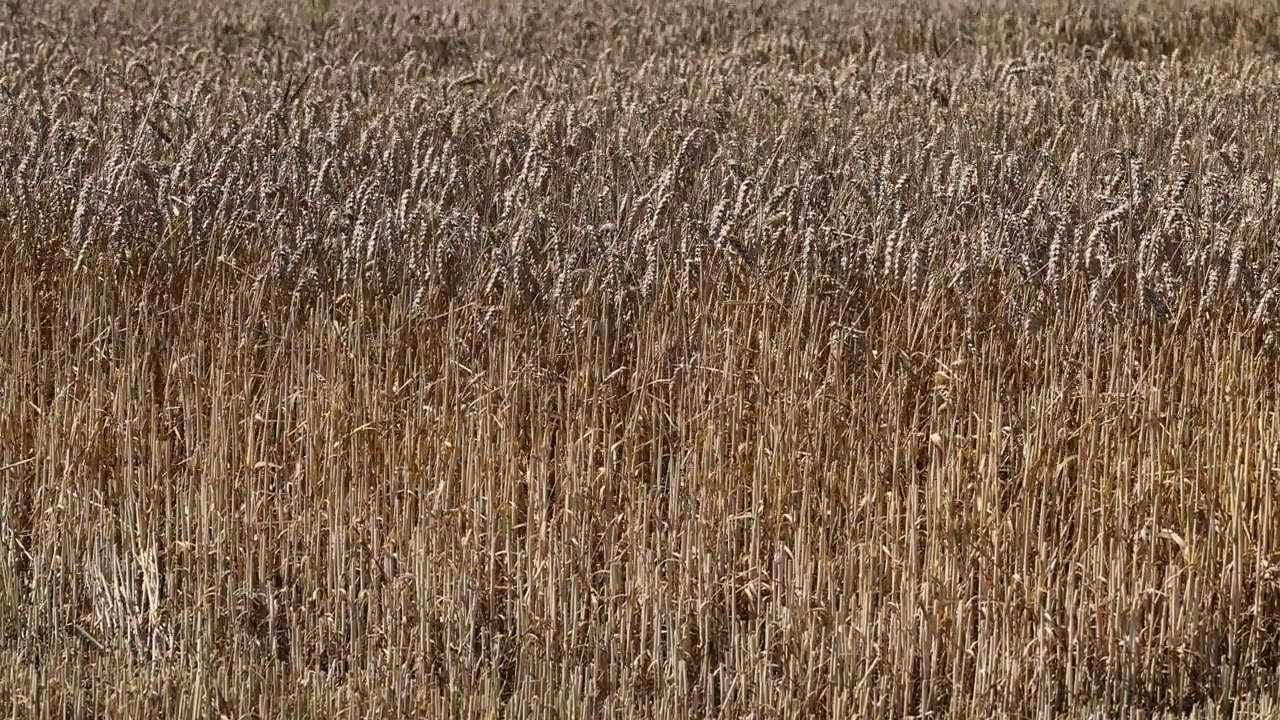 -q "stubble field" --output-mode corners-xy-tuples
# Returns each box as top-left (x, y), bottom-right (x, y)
(4, 0), (1280, 717)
